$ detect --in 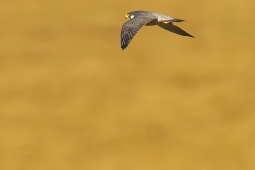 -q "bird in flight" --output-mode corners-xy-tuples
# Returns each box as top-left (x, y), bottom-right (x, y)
(121, 10), (194, 50)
